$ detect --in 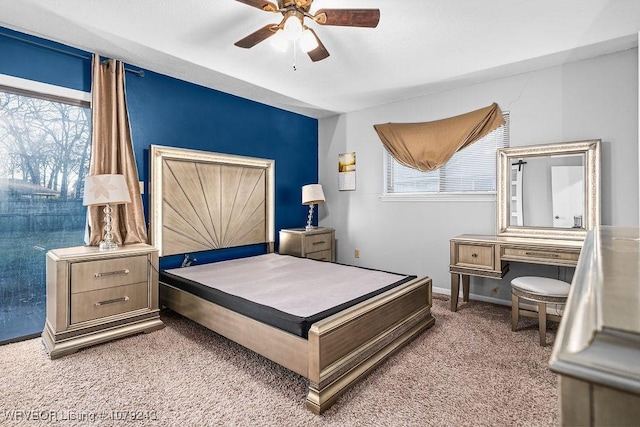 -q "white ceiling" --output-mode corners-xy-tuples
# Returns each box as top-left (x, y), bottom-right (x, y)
(1, 0), (640, 118)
